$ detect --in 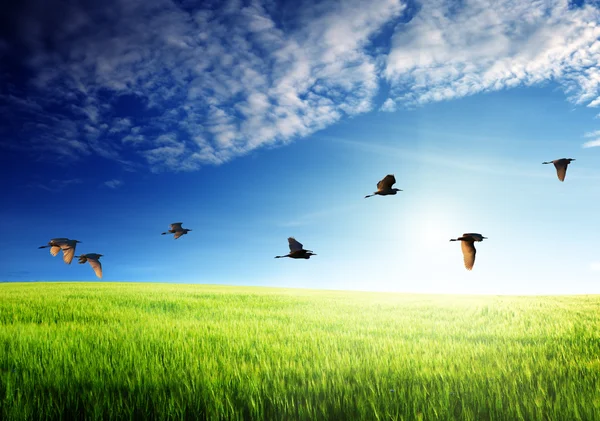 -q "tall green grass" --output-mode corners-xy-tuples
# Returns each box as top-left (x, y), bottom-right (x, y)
(1, 283), (599, 420)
